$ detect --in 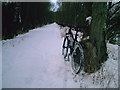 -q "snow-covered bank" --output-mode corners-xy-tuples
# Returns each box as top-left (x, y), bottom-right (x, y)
(2, 23), (119, 88)
(71, 43), (119, 88)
